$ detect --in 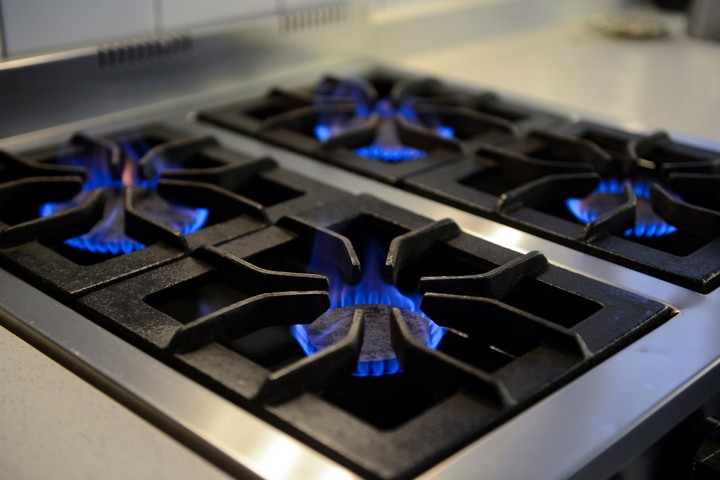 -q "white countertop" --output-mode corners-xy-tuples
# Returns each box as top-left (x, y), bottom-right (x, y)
(0, 325), (233, 480)
(395, 11), (720, 142)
